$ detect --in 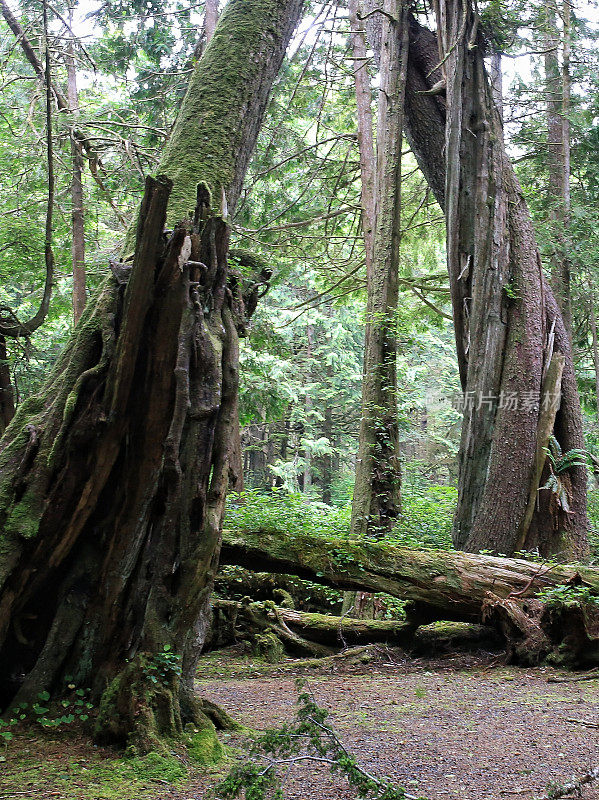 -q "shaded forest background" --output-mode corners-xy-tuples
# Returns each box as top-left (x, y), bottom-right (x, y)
(1, 0), (599, 554)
